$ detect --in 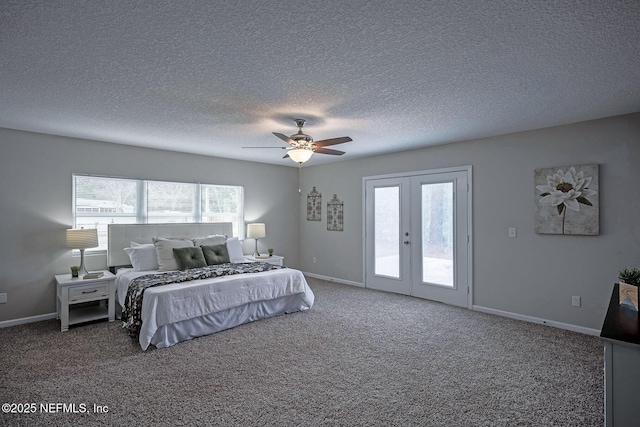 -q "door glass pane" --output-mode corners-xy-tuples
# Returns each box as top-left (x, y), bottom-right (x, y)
(422, 182), (454, 286)
(374, 186), (400, 278)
